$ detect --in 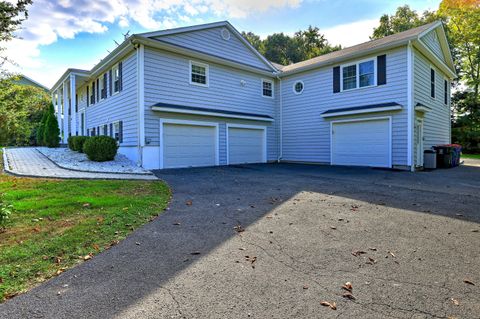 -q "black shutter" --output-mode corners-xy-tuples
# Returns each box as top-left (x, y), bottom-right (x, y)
(119, 121), (123, 143)
(87, 128), (90, 136)
(118, 62), (123, 91)
(96, 79), (100, 101)
(444, 80), (448, 104)
(430, 69), (435, 98)
(92, 82), (95, 104)
(87, 86), (89, 107)
(103, 74), (107, 99)
(377, 55), (386, 85)
(75, 94), (78, 112)
(333, 66), (340, 93)
(109, 123), (113, 137)
(109, 70), (113, 96)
